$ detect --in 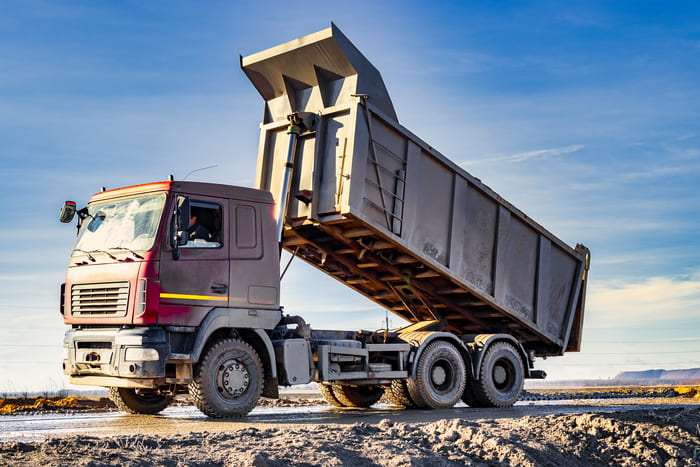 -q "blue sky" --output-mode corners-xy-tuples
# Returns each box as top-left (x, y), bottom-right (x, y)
(1, 1), (699, 391)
